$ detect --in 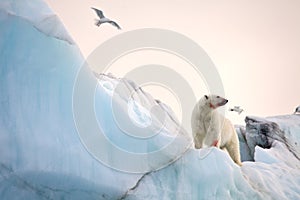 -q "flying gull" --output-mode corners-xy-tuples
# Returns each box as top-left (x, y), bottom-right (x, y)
(229, 106), (244, 115)
(91, 7), (121, 30)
